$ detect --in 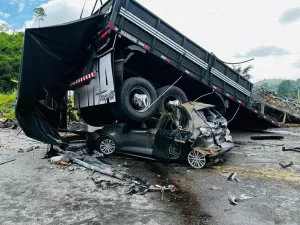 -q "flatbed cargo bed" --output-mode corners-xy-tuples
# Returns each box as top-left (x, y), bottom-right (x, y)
(98, 0), (279, 128)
